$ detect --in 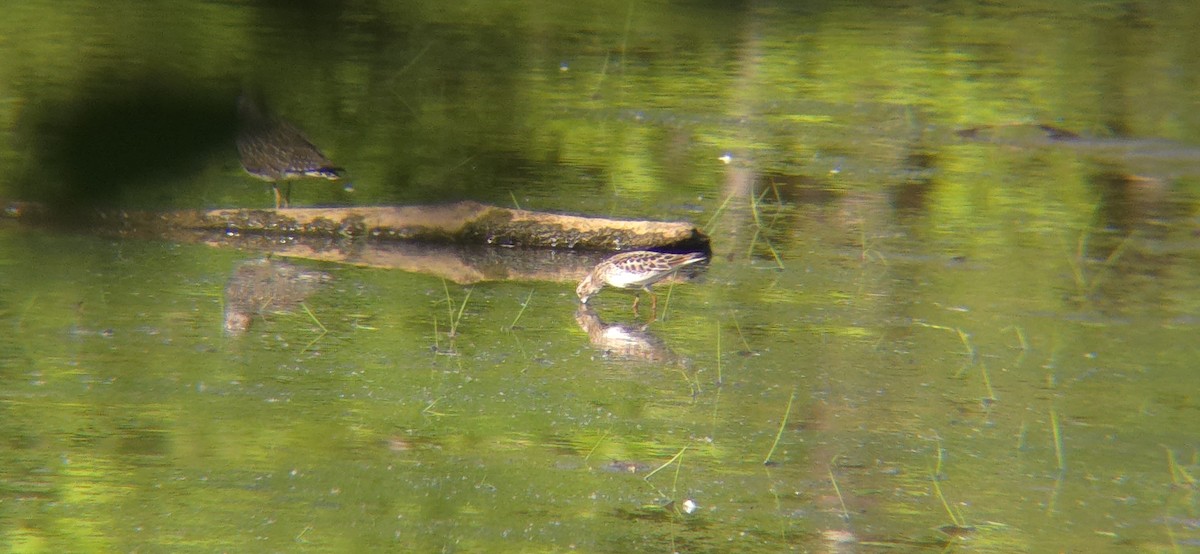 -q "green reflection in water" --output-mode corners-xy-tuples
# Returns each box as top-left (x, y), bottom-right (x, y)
(2, 0), (1200, 552)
